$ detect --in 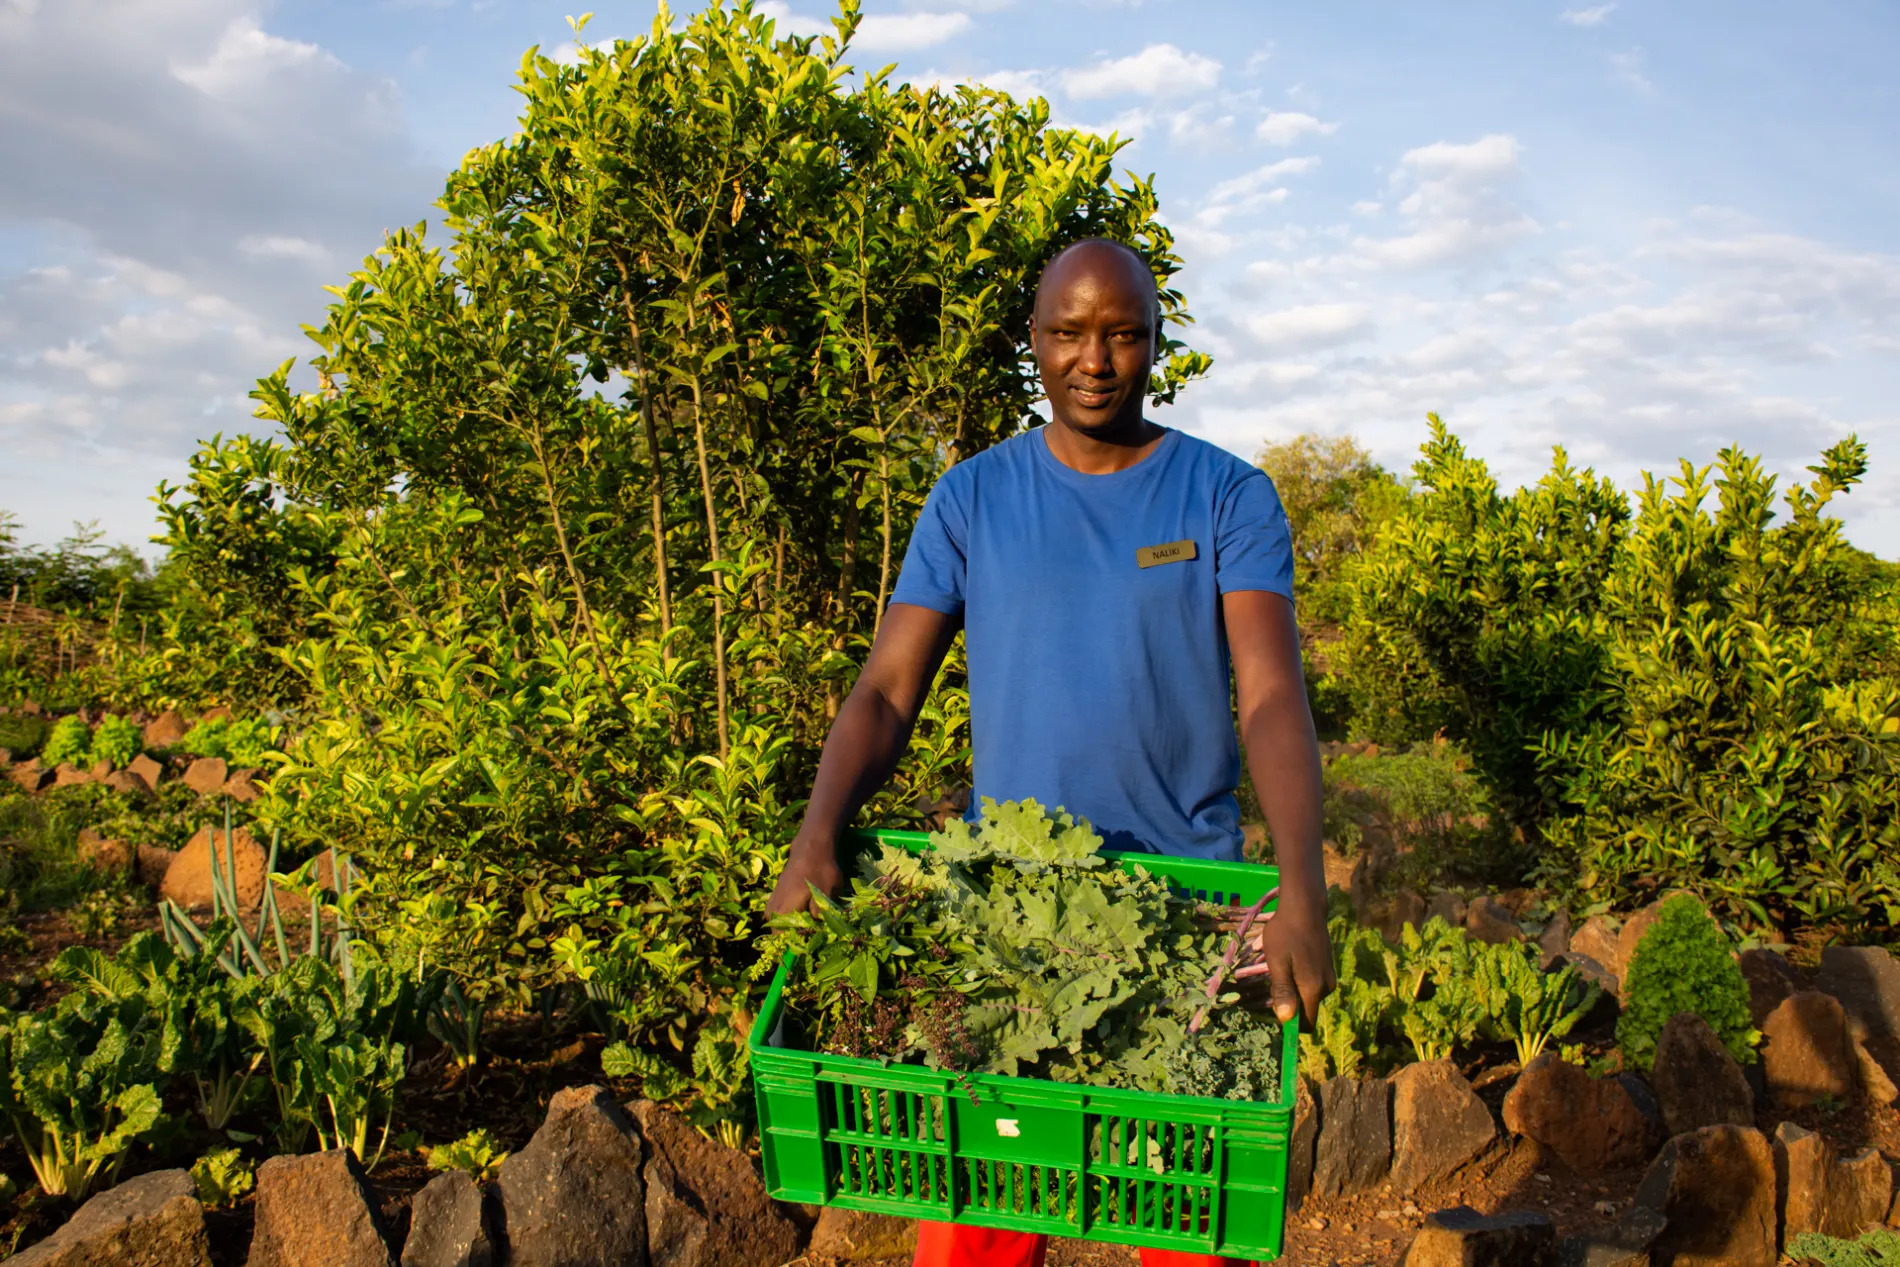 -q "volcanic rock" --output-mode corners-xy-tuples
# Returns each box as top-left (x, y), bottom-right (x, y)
(1738, 948), (1799, 1027)
(1465, 896), (1524, 945)
(1503, 1053), (1660, 1173)
(11, 1169), (210, 1267)
(1649, 1011), (1753, 1136)
(1761, 991), (1859, 1108)
(1403, 1207), (1556, 1266)
(401, 1170), (493, 1267)
(181, 756), (228, 796)
(1633, 1125), (1775, 1267)
(629, 1099), (802, 1267)
(1774, 1120), (1892, 1241)
(1313, 1076), (1391, 1198)
(1390, 1059), (1496, 1193)
(806, 1208), (916, 1260)
(143, 709), (188, 749)
(161, 824), (268, 912)
(248, 1150), (395, 1267)
(127, 752), (164, 793)
(494, 1086), (648, 1267)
